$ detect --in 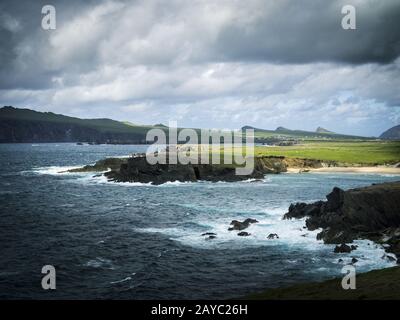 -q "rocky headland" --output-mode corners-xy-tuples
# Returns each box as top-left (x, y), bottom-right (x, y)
(69, 154), (292, 184)
(284, 181), (400, 261)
